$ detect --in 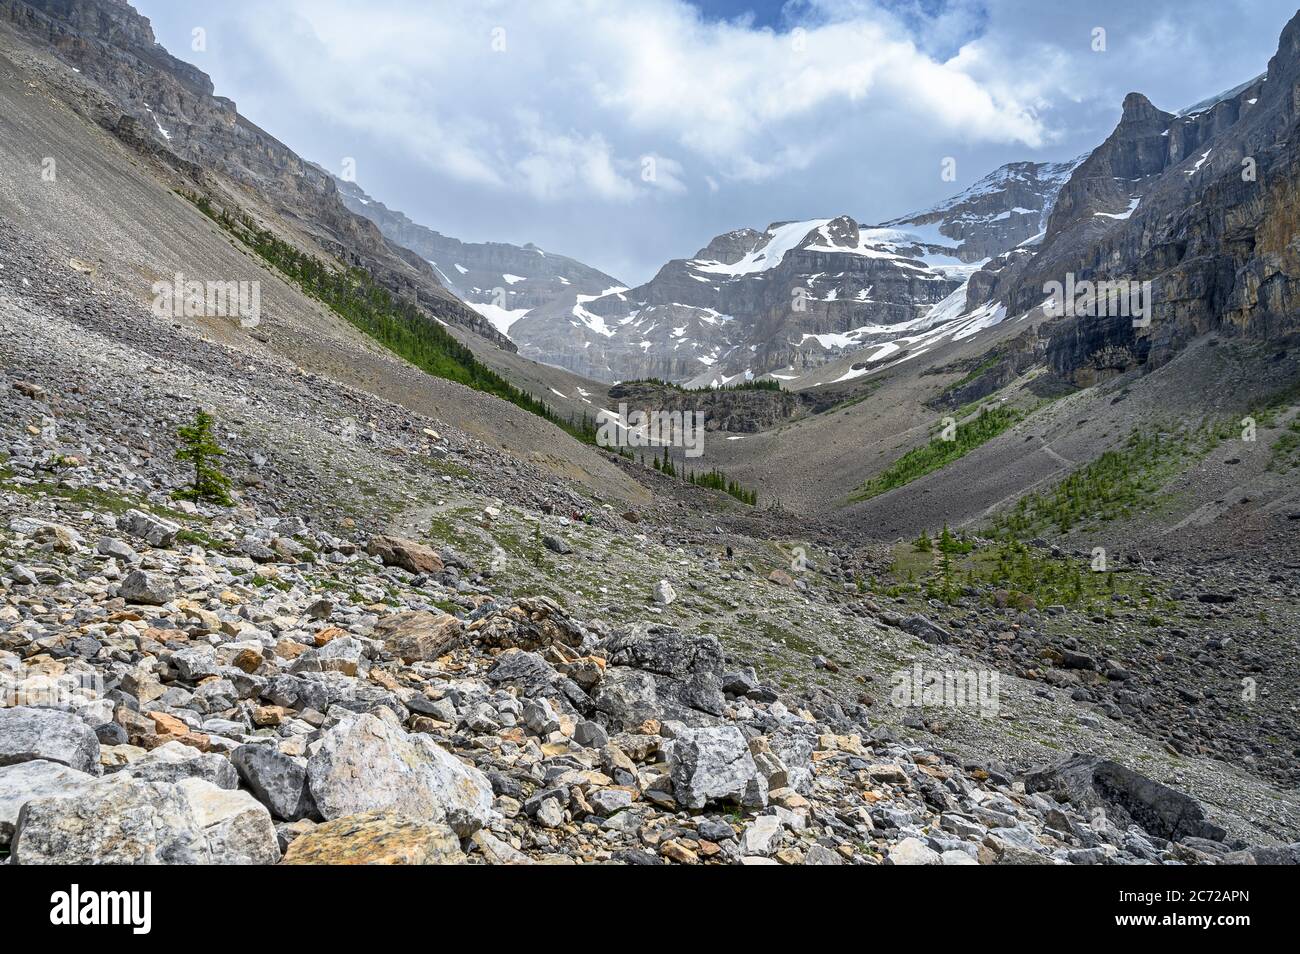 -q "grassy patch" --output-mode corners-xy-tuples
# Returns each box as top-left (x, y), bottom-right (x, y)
(850, 404), (1023, 501)
(988, 420), (1231, 539)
